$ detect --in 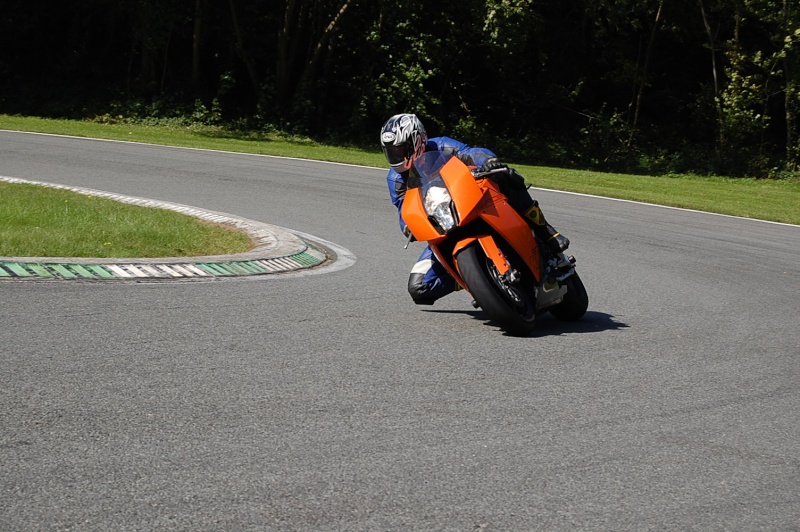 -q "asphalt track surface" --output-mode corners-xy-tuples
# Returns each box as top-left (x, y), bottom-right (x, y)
(1, 131), (798, 530)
